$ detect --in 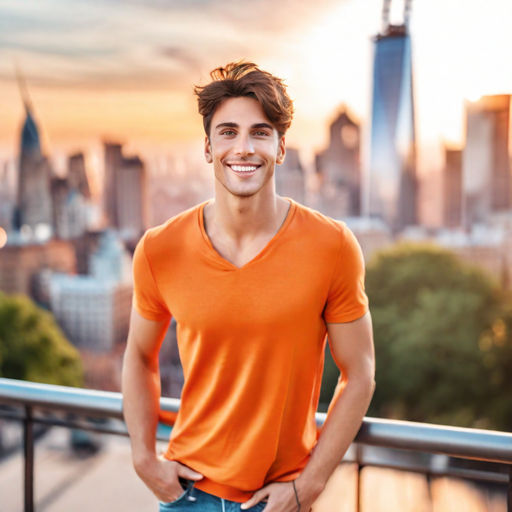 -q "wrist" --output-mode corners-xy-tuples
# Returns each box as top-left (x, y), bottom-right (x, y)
(295, 473), (325, 503)
(131, 447), (158, 473)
